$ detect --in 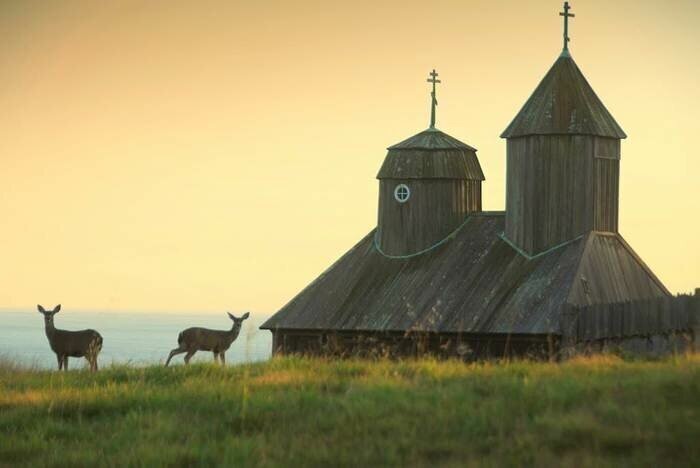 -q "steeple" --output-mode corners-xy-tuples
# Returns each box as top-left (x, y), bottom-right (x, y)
(500, 1), (626, 256)
(502, 2), (625, 140)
